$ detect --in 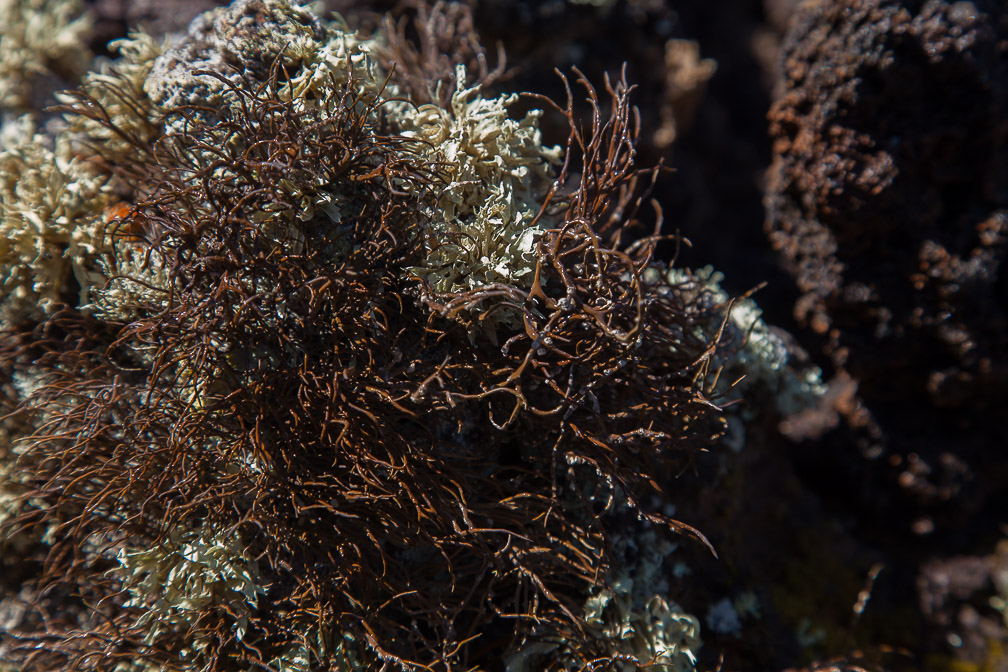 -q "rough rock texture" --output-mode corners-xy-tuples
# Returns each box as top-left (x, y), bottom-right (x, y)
(766, 0), (1008, 534)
